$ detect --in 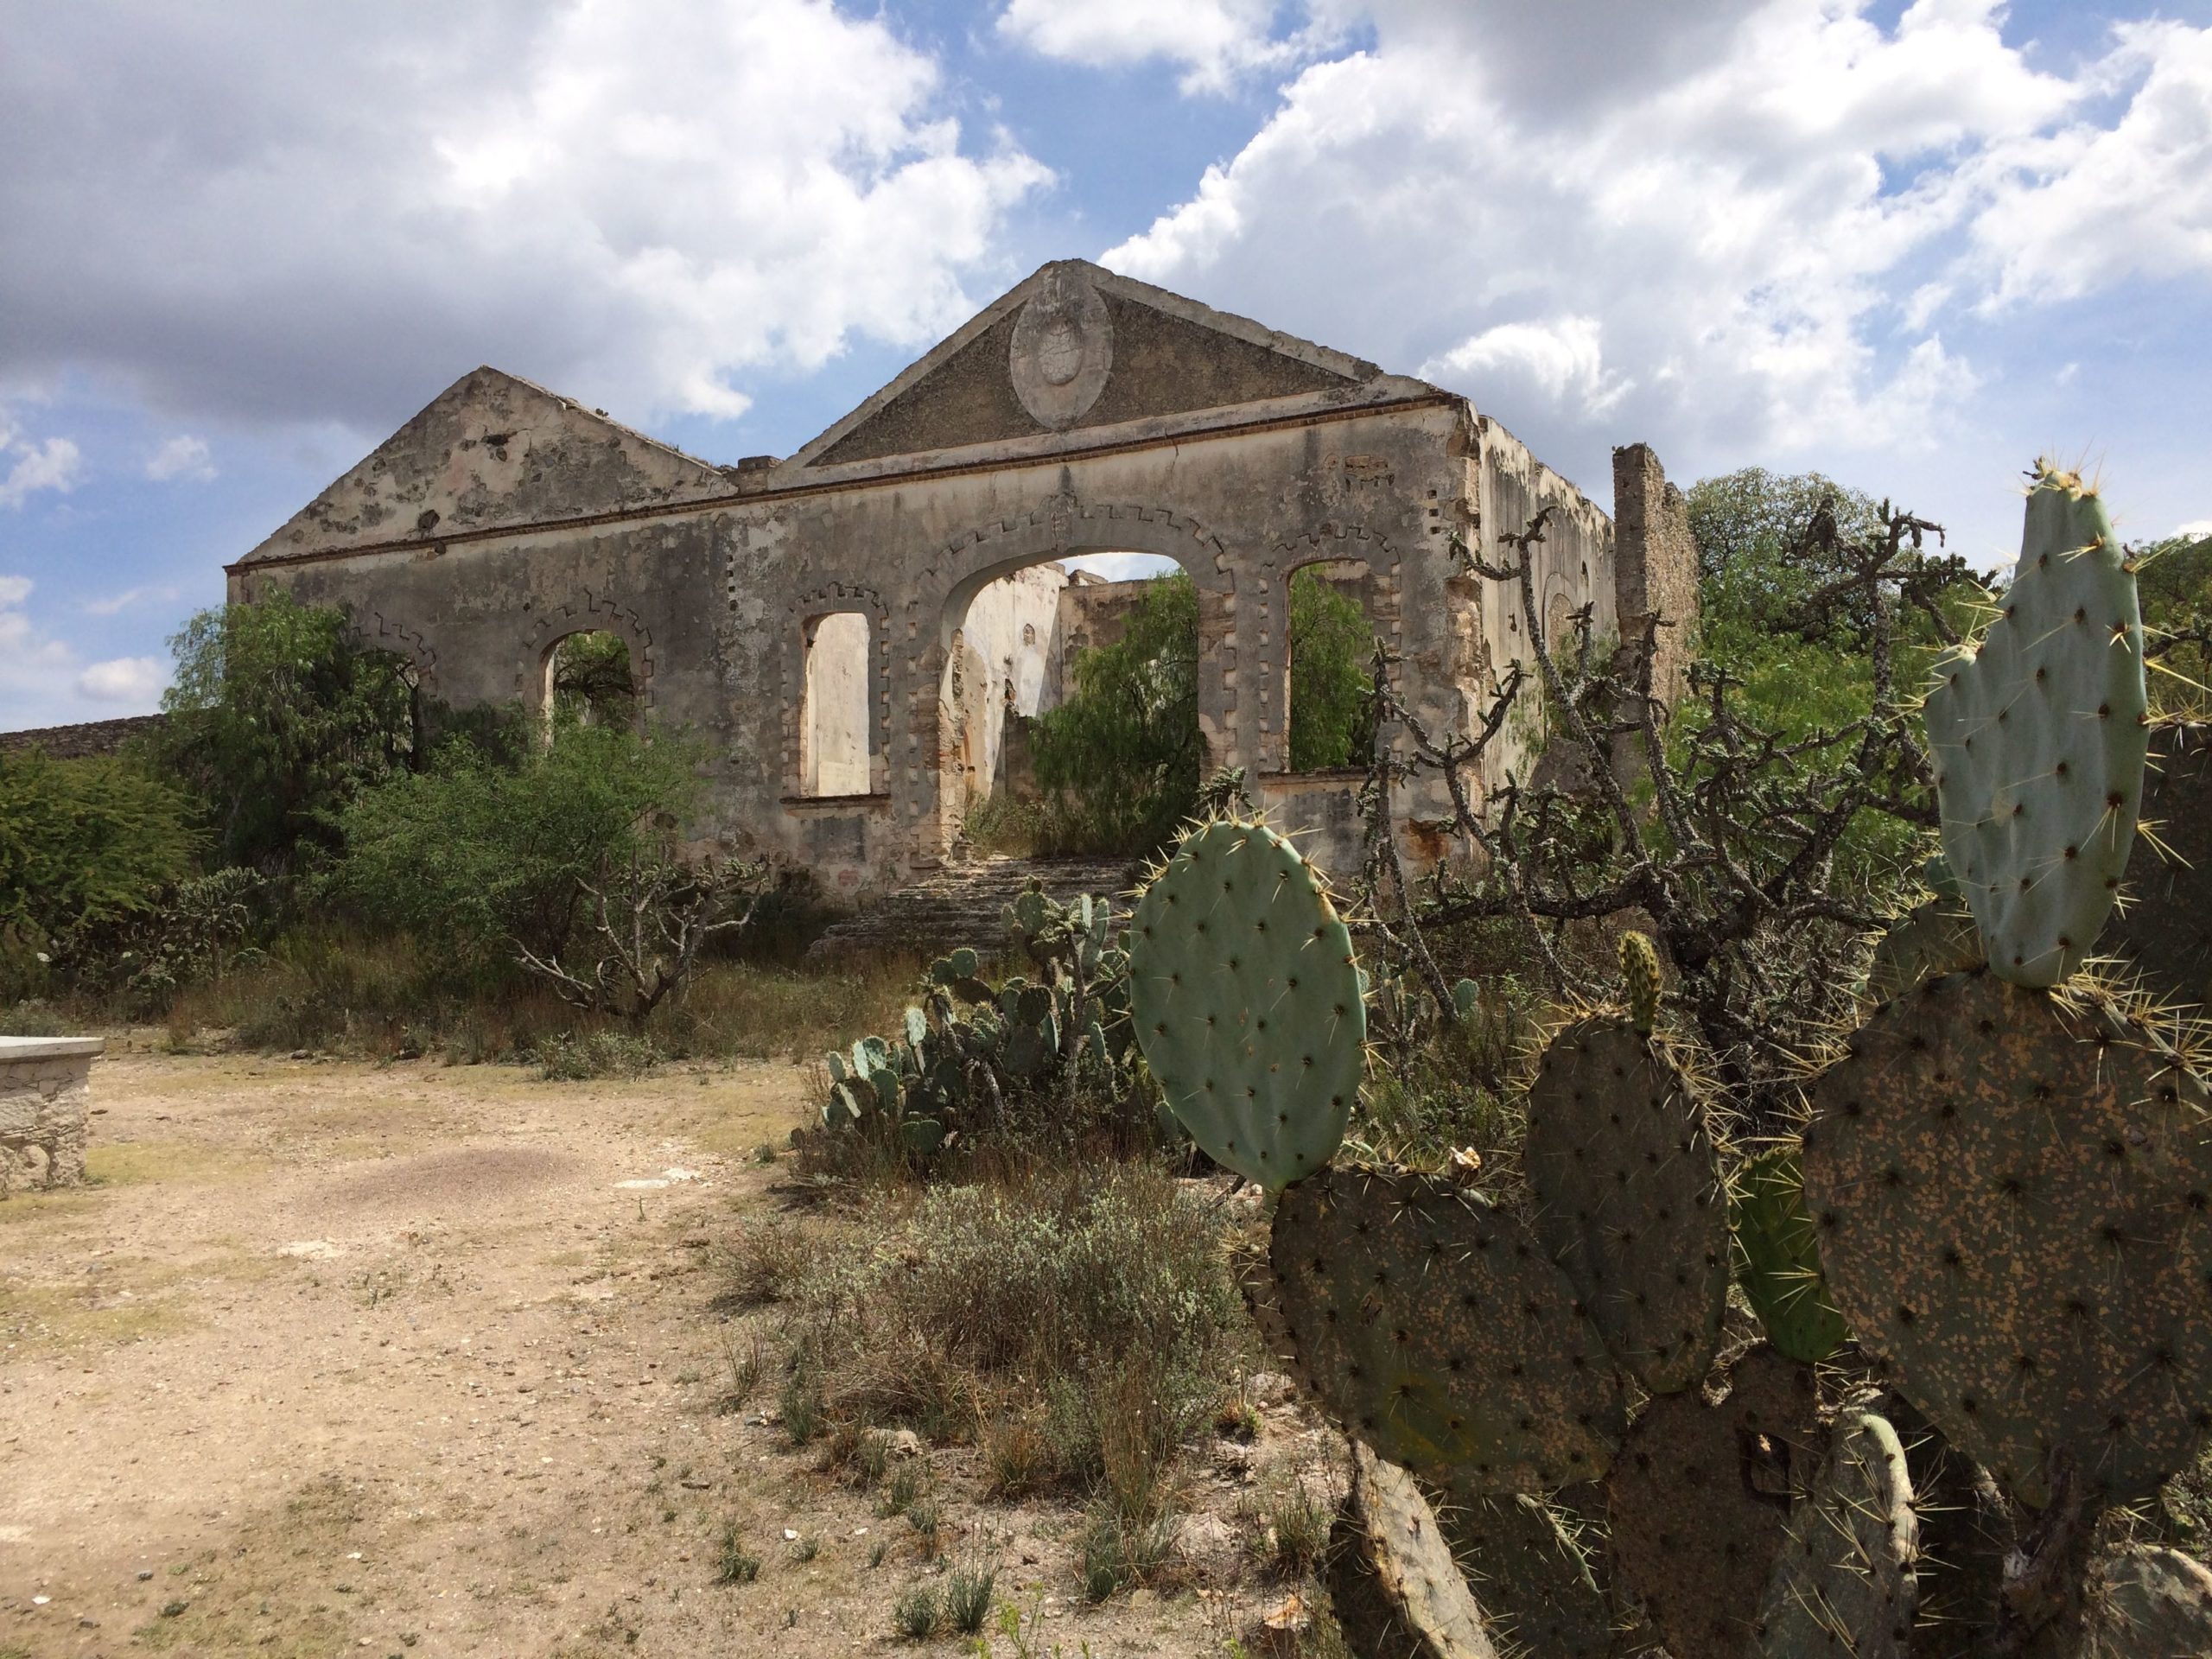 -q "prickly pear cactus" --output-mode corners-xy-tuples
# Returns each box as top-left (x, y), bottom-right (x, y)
(1748, 1404), (1919, 1658)
(2101, 721), (2212, 1013)
(1129, 819), (1364, 1187)
(1522, 1016), (1729, 1393)
(2067, 1544), (2212, 1658)
(1606, 1344), (1821, 1659)
(1327, 1442), (1501, 1659)
(1925, 463), (2149, 988)
(1438, 1486), (1616, 1658)
(1802, 967), (2212, 1507)
(1619, 931), (1662, 1034)
(1863, 898), (1985, 1006)
(1731, 1146), (1847, 1365)
(1268, 1167), (1627, 1492)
